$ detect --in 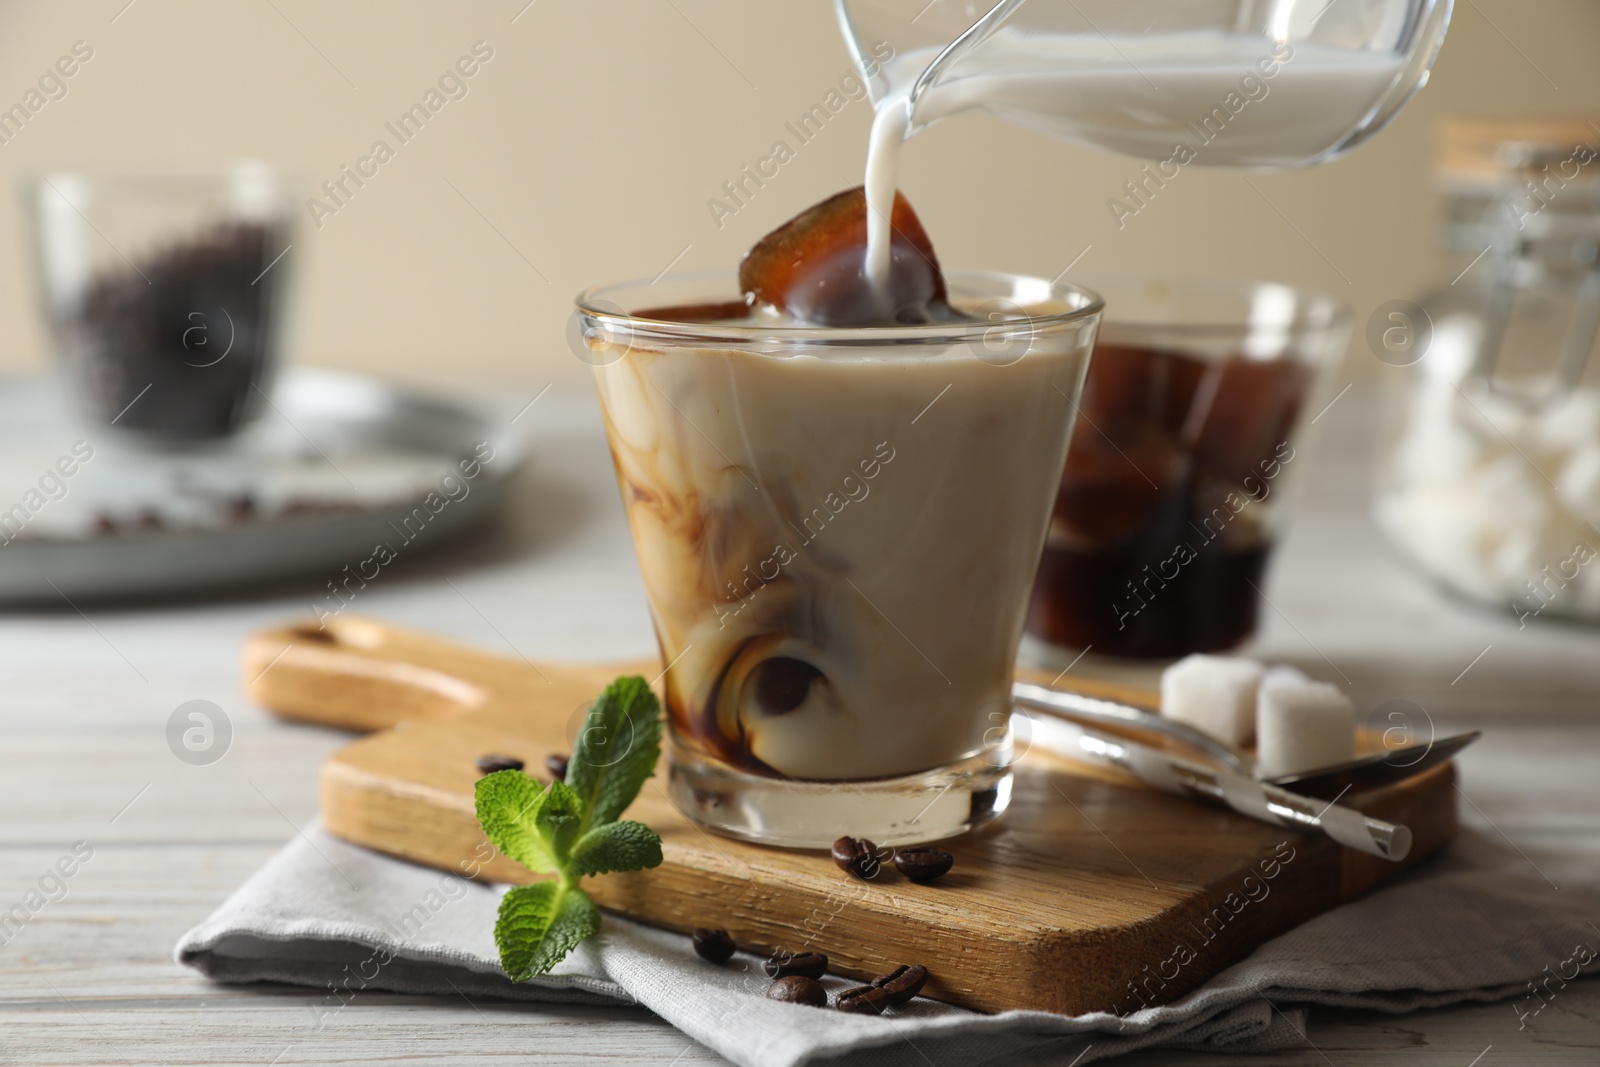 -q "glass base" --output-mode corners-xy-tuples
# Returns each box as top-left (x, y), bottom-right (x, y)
(668, 738), (1014, 849)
